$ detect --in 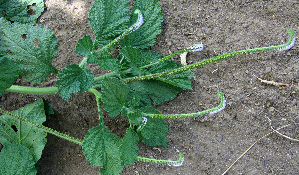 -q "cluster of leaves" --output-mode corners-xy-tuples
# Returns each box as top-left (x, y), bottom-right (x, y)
(0, 0), (295, 174)
(0, 0), (193, 174)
